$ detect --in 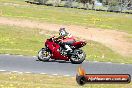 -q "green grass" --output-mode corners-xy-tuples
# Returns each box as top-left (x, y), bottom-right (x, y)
(0, 24), (49, 55)
(82, 41), (132, 63)
(0, 72), (132, 88)
(0, 0), (132, 33)
(0, 0), (25, 4)
(0, 24), (132, 63)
